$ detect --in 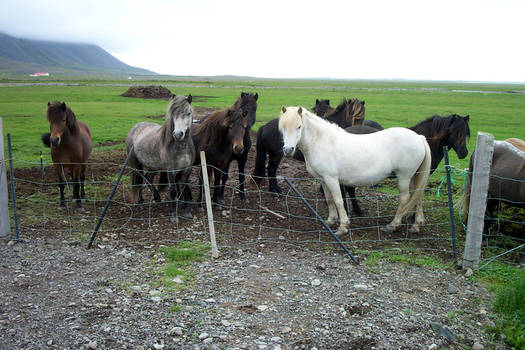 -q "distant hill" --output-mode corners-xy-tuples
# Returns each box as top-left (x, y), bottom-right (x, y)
(0, 32), (156, 75)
